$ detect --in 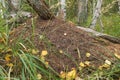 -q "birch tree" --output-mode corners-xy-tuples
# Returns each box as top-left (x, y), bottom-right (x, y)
(57, 0), (66, 20)
(77, 0), (88, 25)
(89, 0), (103, 30)
(118, 0), (120, 13)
